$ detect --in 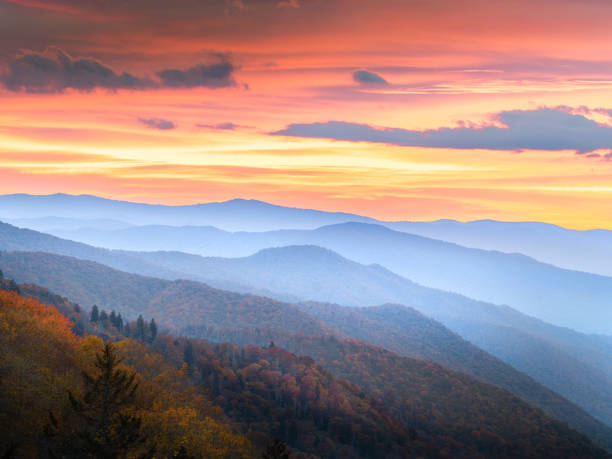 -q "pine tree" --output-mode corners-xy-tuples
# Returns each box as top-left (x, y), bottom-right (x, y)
(109, 310), (117, 328)
(116, 313), (123, 332)
(90, 305), (99, 322)
(136, 315), (145, 342)
(183, 341), (194, 376)
(65, 343), (148, 457)
(99, 310), (109, 323)
(149, 318), (157, 343)
(262, 438), (291, 459)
